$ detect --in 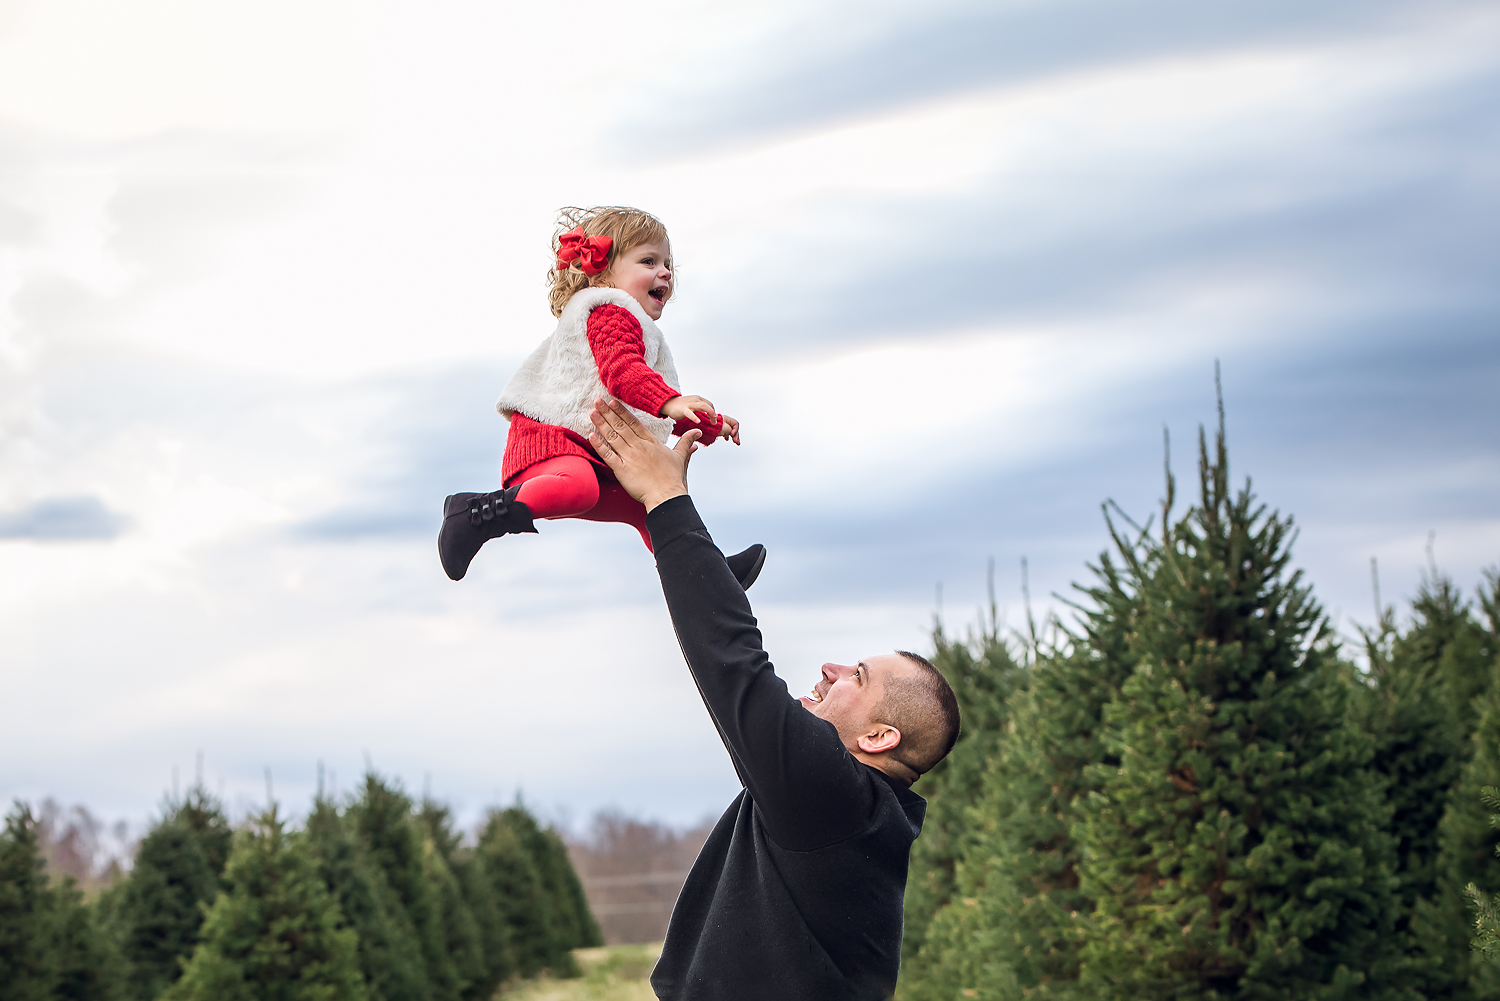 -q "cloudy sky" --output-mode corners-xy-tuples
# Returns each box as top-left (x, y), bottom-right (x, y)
(3, 0), (1497, 835)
